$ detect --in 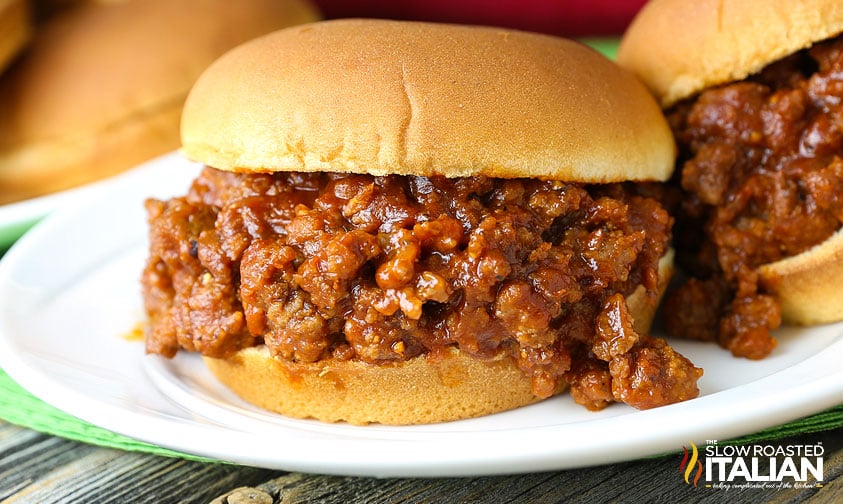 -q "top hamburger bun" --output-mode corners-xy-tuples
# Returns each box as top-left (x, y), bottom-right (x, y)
(616, 0), (843, 107)
(0, 0), (320, 205)
(163, 19), (695, 425)
(617, 0), (843, 328)
(0, 0), (31, 73)
(181, 18), (675, 183)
